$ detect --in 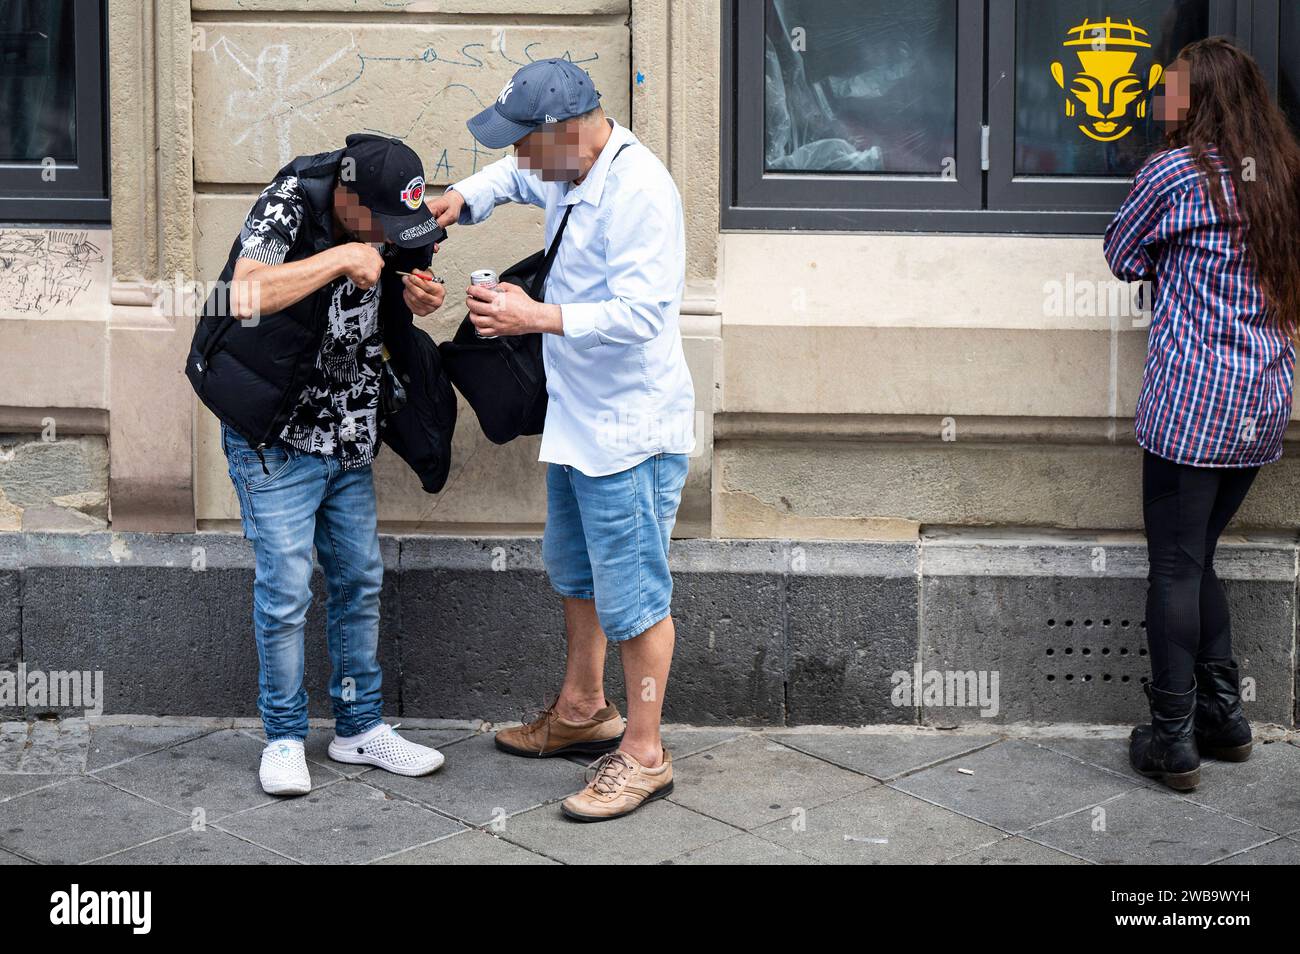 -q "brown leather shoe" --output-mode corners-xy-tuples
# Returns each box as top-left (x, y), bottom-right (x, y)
(560, 749), (674, 822)
(494, 701), (624, 758)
